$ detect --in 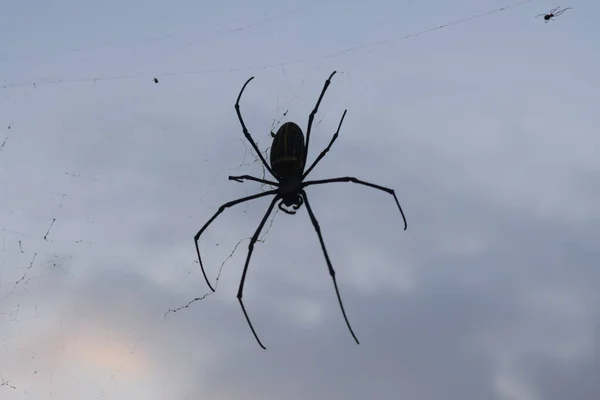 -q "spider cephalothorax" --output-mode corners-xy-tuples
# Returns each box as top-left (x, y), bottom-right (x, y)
(194, 71), (408, 349)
